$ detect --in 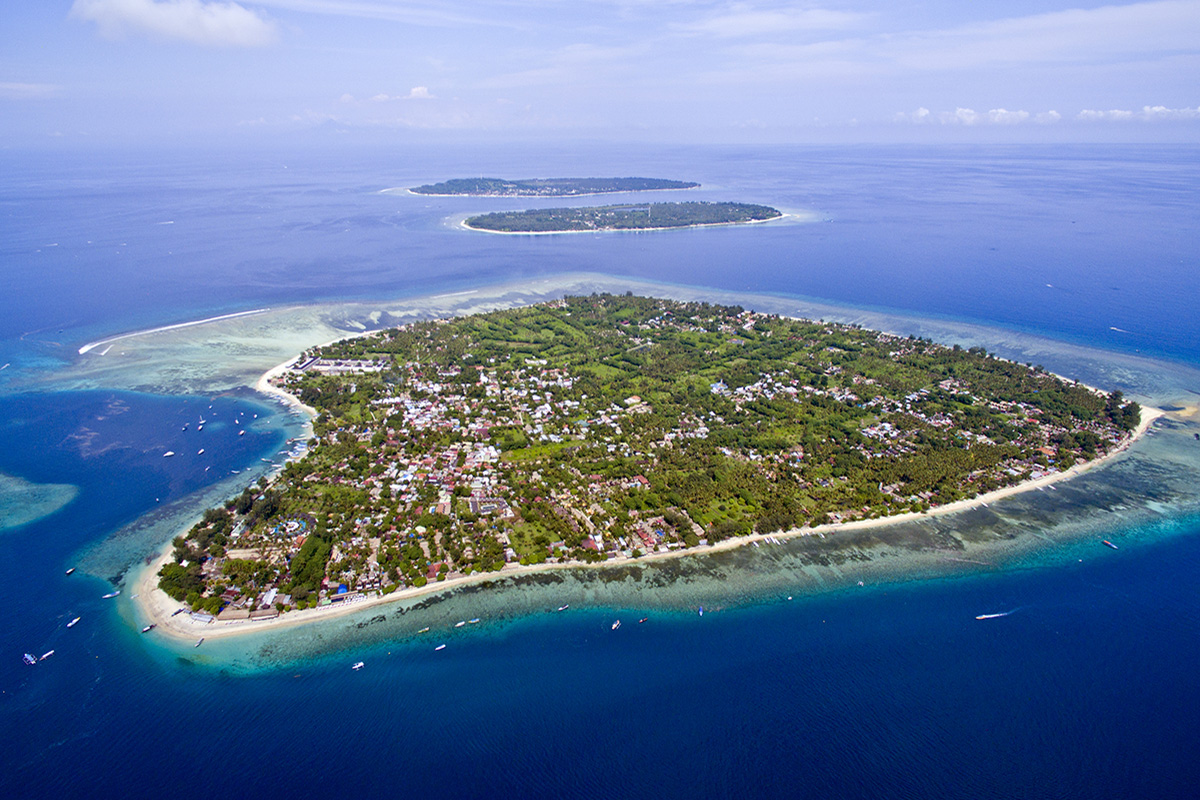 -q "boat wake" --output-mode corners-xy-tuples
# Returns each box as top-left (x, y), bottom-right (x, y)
(975, 607), (1021, 620)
